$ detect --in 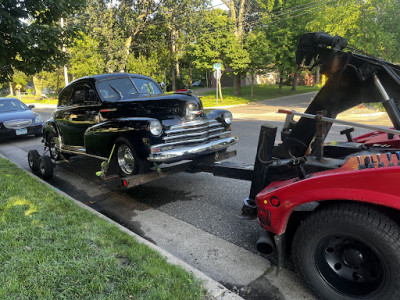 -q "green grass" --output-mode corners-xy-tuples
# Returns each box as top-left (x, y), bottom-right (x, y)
(0, 158), (204, 299)
(200, 85), (319, 107)
(2, 95), (58, 105)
